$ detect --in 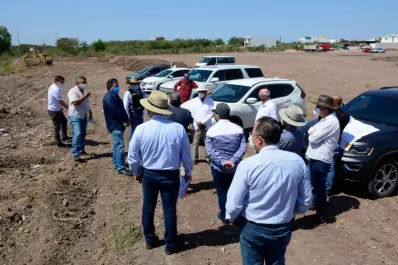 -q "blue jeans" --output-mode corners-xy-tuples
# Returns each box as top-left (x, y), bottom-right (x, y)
(69, 116), (87, 158)
(326, 158), (336, 193)
(240, 219), (293, 265)
(142, 168), (180, 250)
(211, 167), (234, 221)
(112, 130), (125, 172)
(129, 113), (144, 140)
(308, 159), (330, 220)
